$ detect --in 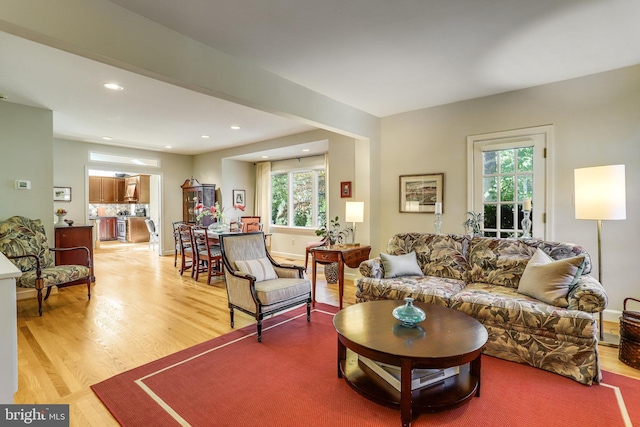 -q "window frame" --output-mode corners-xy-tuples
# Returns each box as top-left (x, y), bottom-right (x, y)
(270, 167), (326, 230)
(467, 125), (555, 240)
